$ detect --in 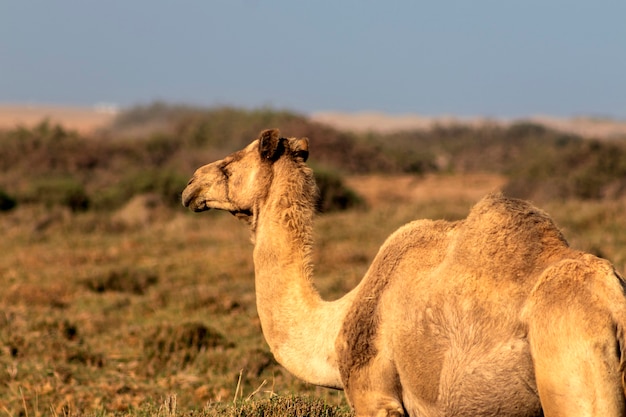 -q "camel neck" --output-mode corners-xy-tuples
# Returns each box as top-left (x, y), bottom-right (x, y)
(252, 188), (348, 389)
